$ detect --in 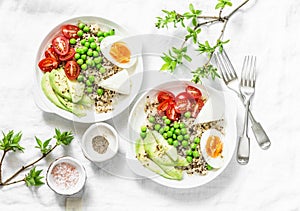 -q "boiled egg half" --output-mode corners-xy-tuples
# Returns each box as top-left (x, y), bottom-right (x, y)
(100, 35), (137, 69)
(200, 129), (227, 169)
